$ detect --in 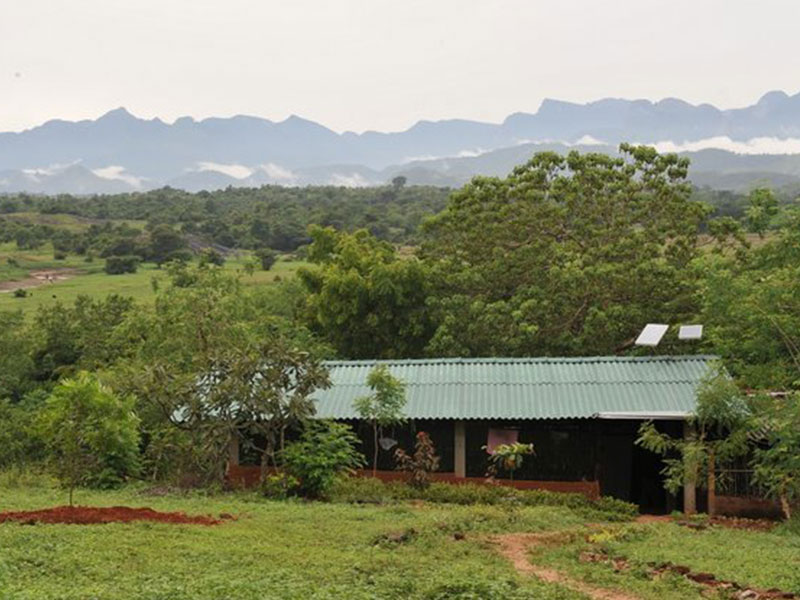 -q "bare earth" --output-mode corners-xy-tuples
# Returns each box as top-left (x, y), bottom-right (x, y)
(0, 269), (79, 293)
(489, 530), (641, 600)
